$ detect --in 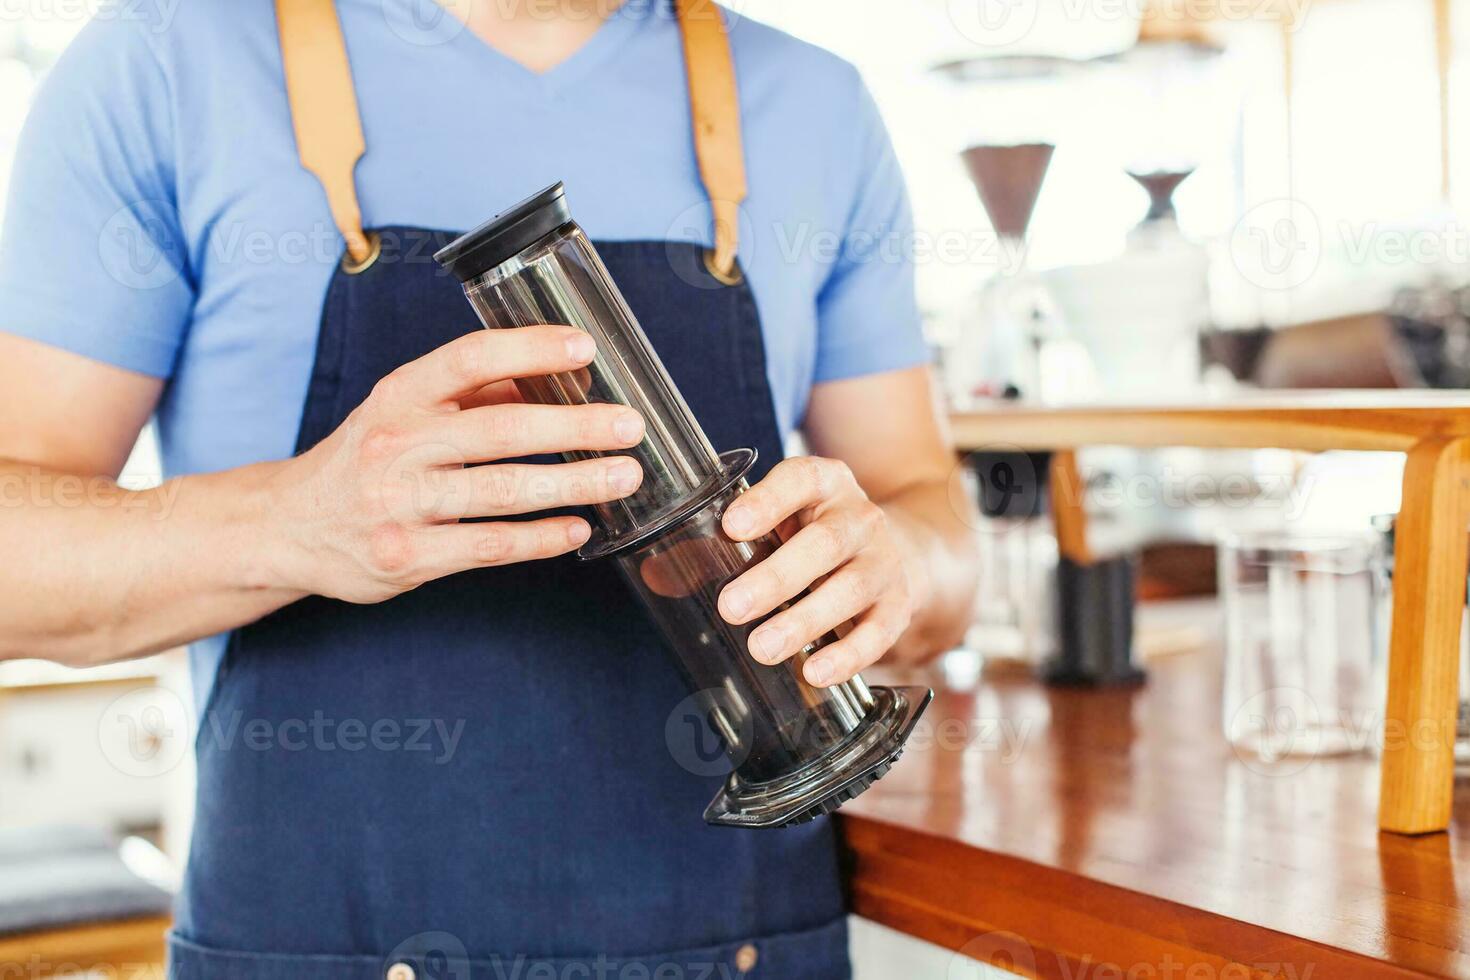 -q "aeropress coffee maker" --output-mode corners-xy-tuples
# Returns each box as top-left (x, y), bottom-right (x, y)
(435, 183), (931, 828)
